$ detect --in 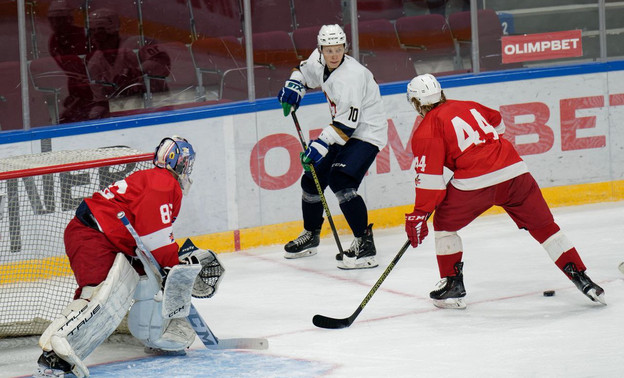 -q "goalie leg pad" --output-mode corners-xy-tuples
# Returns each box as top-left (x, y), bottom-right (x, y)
(129, 275), (196, 351)
(40, 253), (139, 377)
(158, 317), (195, 350)
(162, 264), (201, 319)
(127, 275), (161, 344)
